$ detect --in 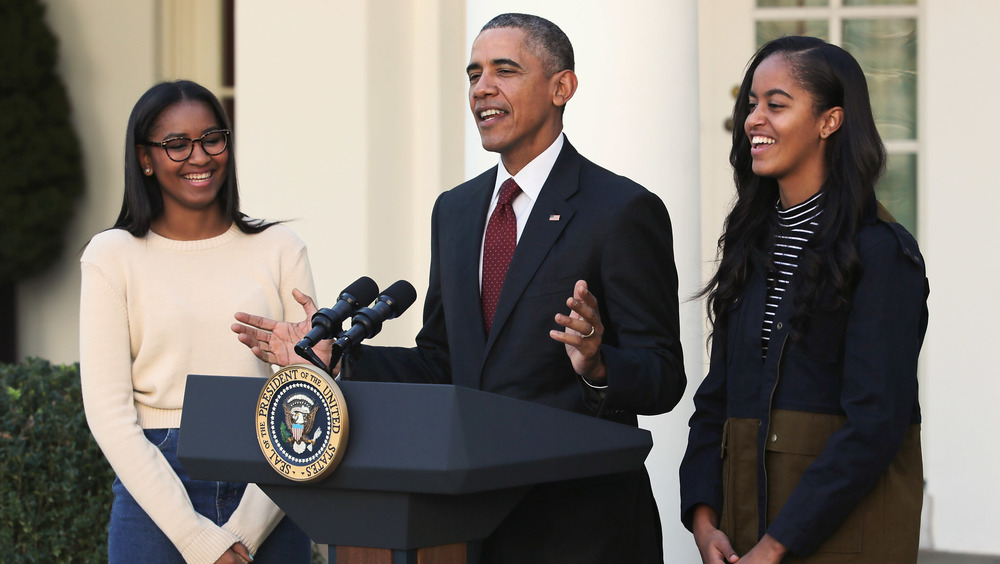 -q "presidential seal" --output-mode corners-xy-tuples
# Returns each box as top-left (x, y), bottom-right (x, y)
(256, 364), (348, 482)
